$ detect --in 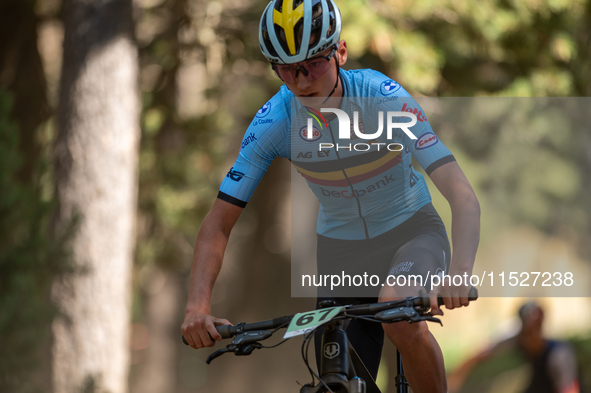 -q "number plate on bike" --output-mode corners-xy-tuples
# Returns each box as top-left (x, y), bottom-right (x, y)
(283, 306), (344, 339)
